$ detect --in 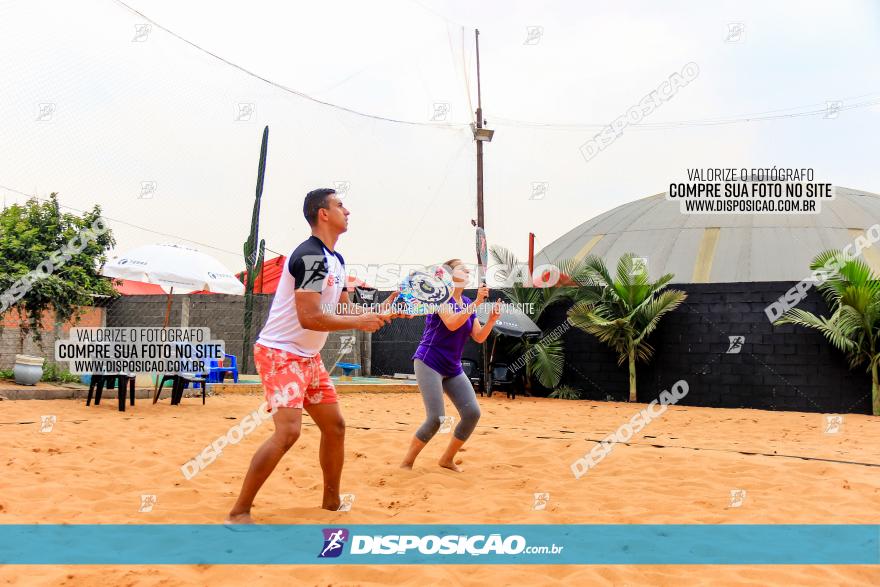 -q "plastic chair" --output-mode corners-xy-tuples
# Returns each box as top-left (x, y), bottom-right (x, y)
(208, 354), (238, 383)
(488, 362), (517, 399)
(335, 362), (360, 377)
(157, 373), (207, 405)
(87, 373), (135, 412)
(157, 374), (177, 400)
